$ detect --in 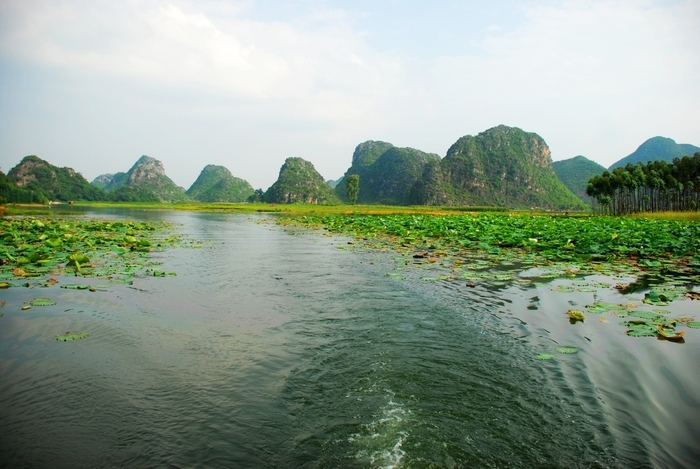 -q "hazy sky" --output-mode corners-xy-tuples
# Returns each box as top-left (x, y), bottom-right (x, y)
(1, 0), (699, 190)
